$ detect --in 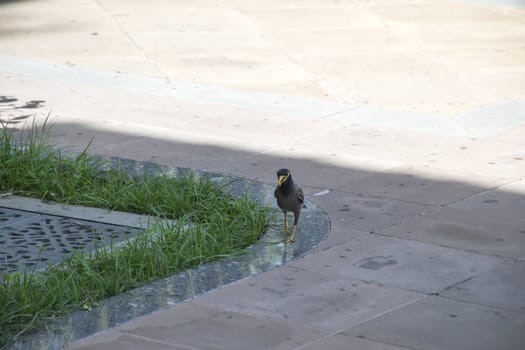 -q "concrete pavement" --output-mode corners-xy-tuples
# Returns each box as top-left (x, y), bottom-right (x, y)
(1, 0), (525, 349)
